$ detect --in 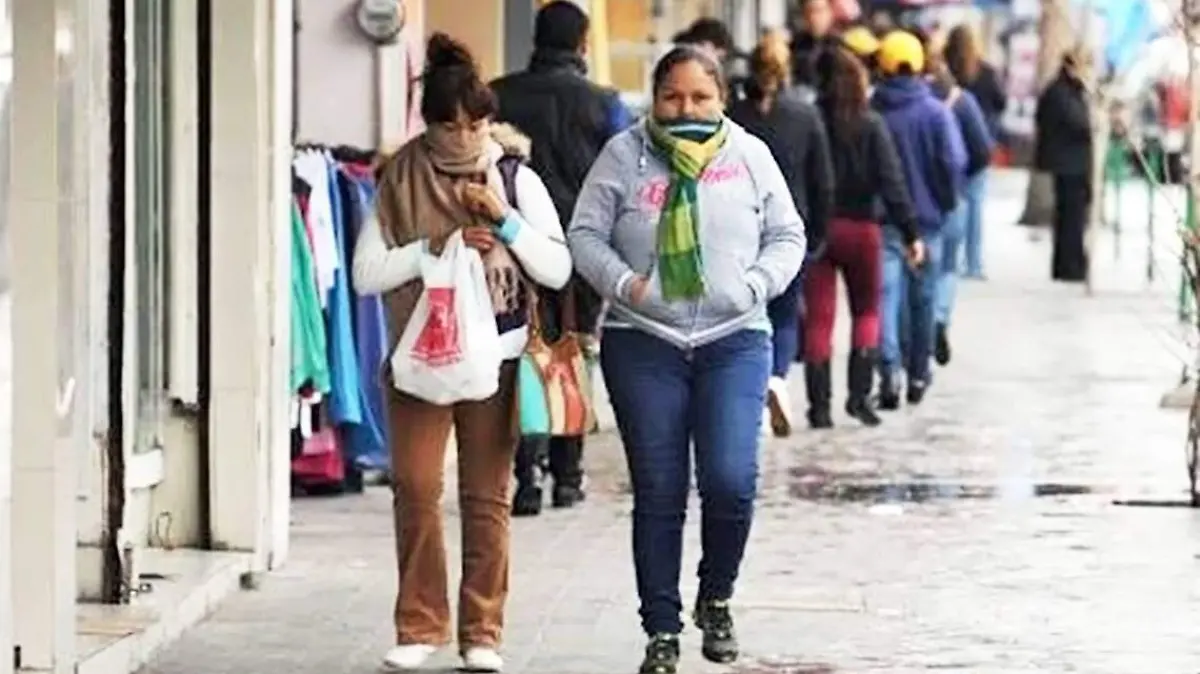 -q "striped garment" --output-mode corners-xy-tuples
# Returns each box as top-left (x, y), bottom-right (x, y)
(645, 117), (730, 301)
